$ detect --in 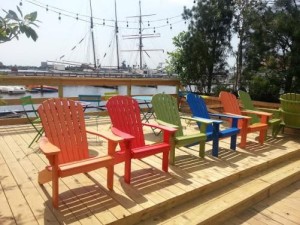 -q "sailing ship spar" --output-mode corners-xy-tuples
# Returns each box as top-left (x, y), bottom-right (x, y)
(48, 0), (164, 72)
